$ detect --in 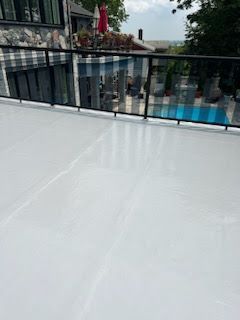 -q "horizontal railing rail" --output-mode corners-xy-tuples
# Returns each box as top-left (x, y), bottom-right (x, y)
(0, 44), (240, 61)
(0, 44), (240, 130)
